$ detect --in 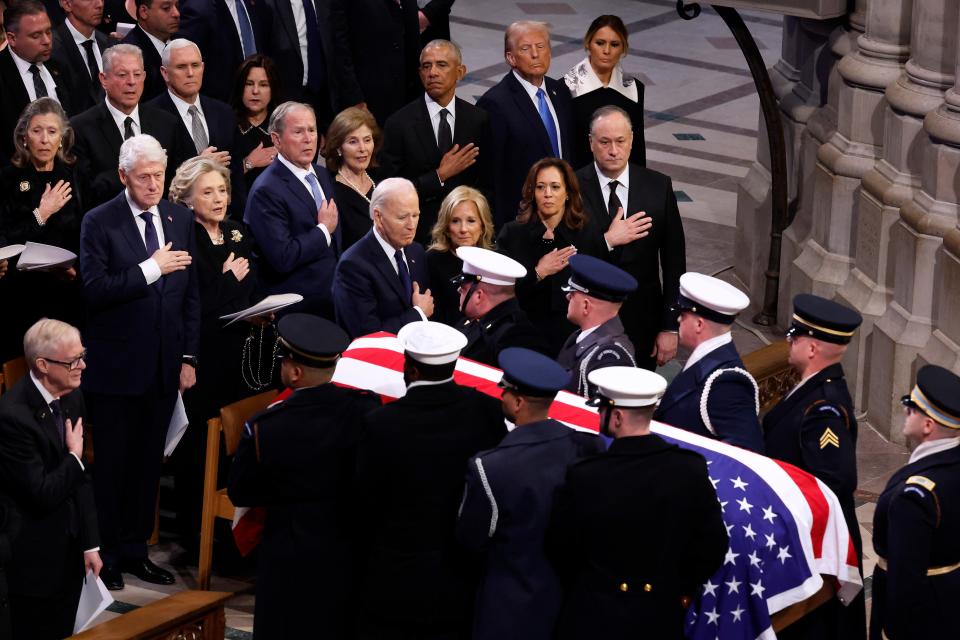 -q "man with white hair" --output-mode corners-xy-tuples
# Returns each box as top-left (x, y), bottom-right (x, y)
(0, 319), (101, 639)
(71, 43), (193, 206)
(243, 100), (340, 317)
(477, 20), (573, 226)
(79, 133), (200, 590)
(333, 177), (434, 337)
